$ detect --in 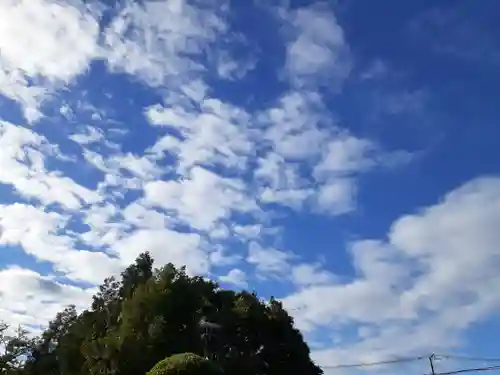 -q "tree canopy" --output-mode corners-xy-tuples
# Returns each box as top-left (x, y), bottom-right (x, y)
(147, 353), (222, 375)
(1, 253), (322, 375)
